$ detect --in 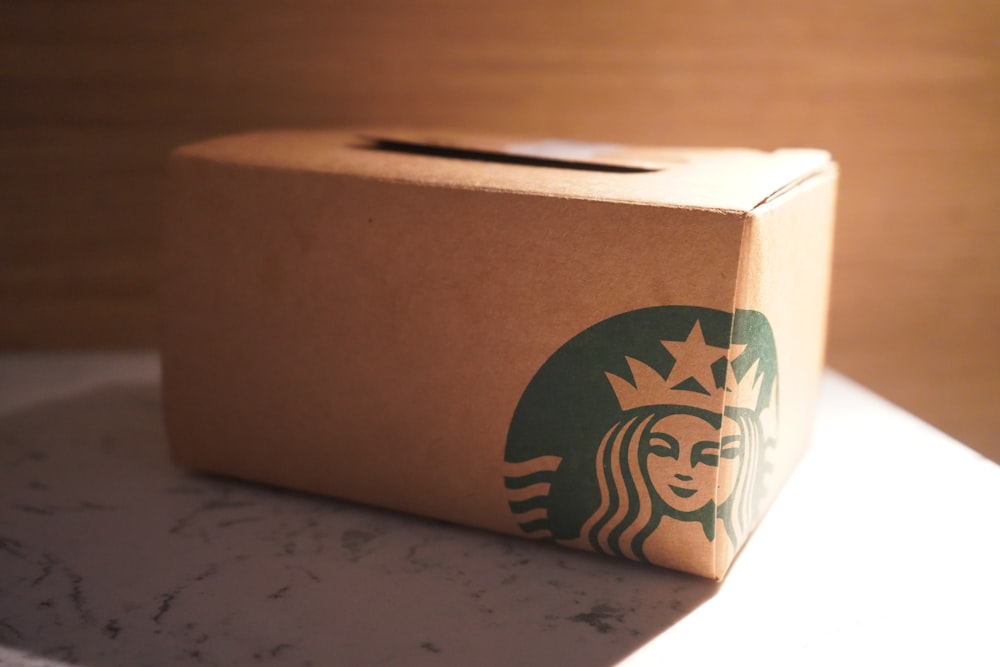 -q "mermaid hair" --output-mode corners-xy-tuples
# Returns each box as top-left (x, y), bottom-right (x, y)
(581, 404), (764, 563)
